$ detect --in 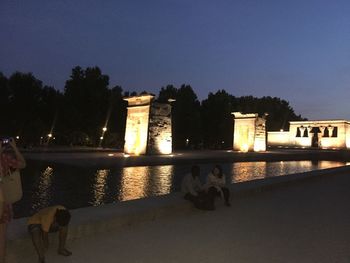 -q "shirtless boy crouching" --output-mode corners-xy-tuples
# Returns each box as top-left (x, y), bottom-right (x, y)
(27, 205), (72, 263)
